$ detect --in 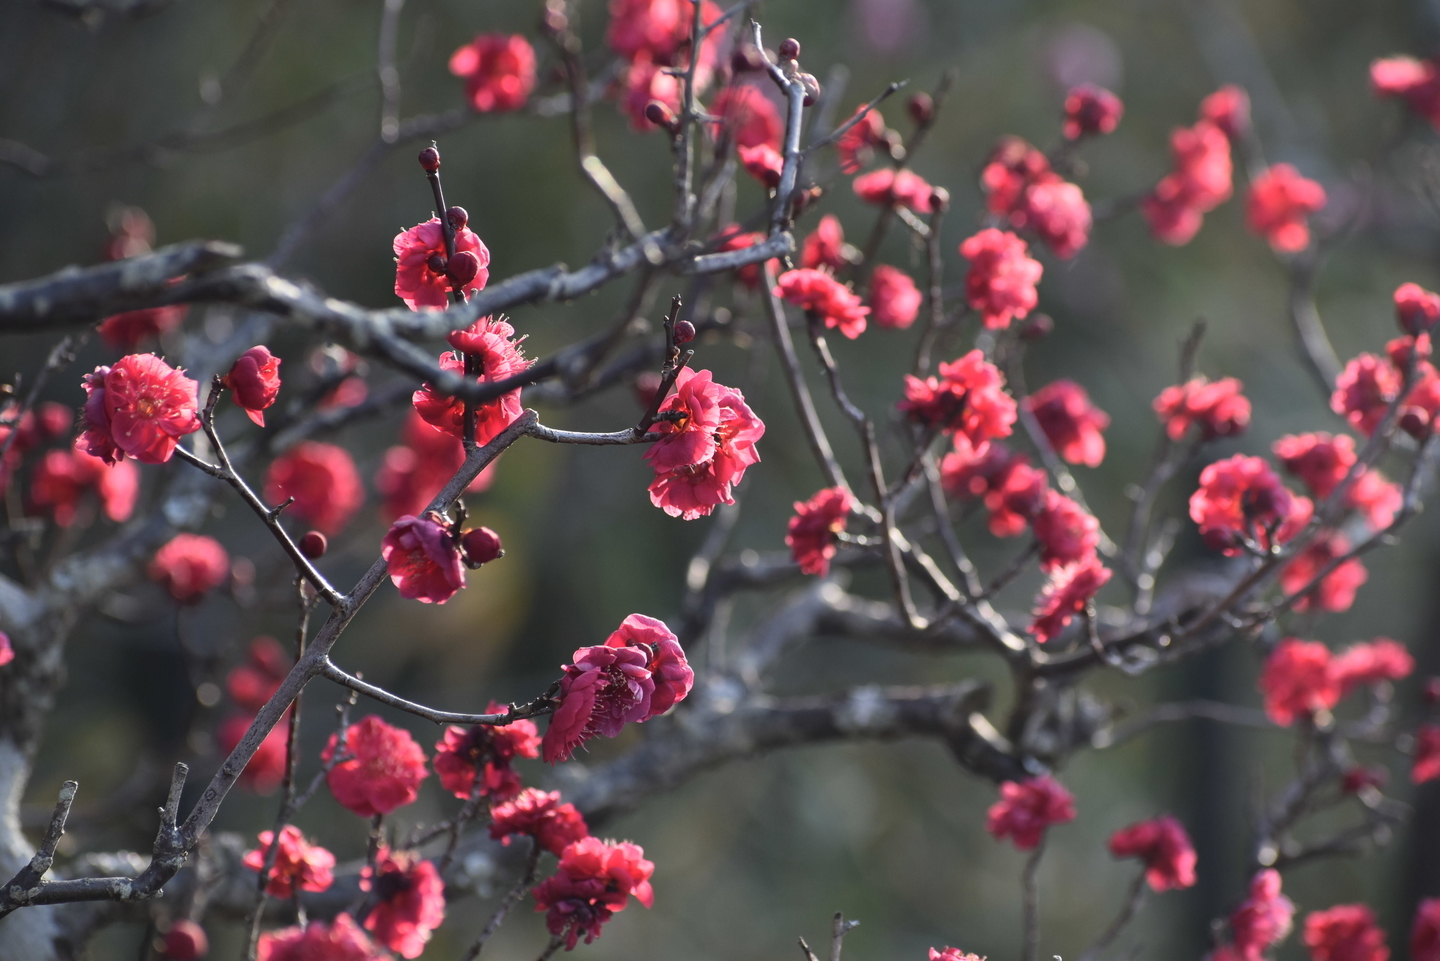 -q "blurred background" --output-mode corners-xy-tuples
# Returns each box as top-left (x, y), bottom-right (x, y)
(2, 0), (1440, 958)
